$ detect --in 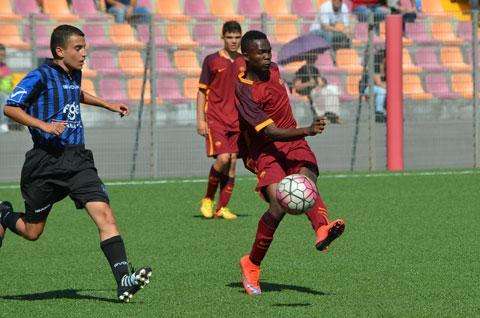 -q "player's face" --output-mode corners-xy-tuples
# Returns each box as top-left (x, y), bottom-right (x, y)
(57, 34), (87, 71)
(222, 31), (242, 53)
(245, 39), (272, 73)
